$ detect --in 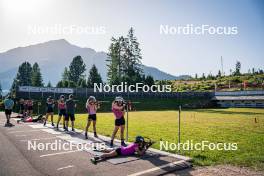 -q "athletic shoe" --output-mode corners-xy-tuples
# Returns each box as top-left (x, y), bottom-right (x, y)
(121, 141), (127, 147)
(90, 158), (97, 165)
(5, 123), (14, 127)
